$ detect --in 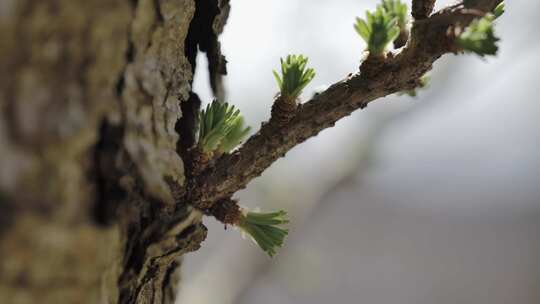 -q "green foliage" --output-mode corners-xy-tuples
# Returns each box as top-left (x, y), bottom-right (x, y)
(456, 1), (504, 57)
(380, 0), (408, 30)
(354, 5), (400, 56)
(198, 100), (251, 154)
(273, 54), (316, 100)
(456, 15), (499, 57)
(493, 2), (505, 19)
(239, 210), (289, 257)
